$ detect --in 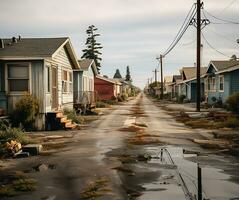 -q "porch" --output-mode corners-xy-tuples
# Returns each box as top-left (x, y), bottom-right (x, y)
(73, 91), (96, 109)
